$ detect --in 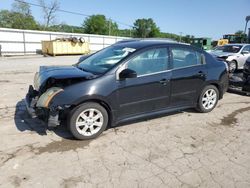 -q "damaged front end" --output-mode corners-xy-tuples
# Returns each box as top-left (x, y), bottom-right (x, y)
(25, 65), (96, 128)
(25, 85), (65, 128)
